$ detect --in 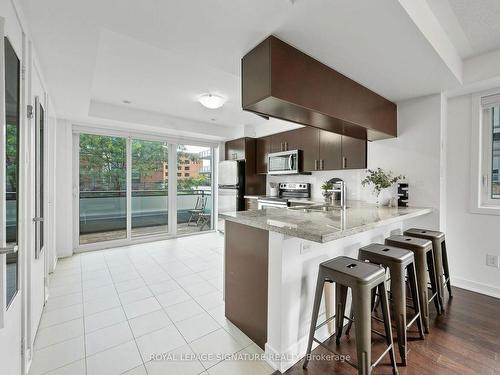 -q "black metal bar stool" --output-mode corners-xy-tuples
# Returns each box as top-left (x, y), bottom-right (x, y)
(385, 235), (441, 333)
(303, 256), (398, 375)
(347, 243), (425, 365)
(404, 228), (452, 311)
